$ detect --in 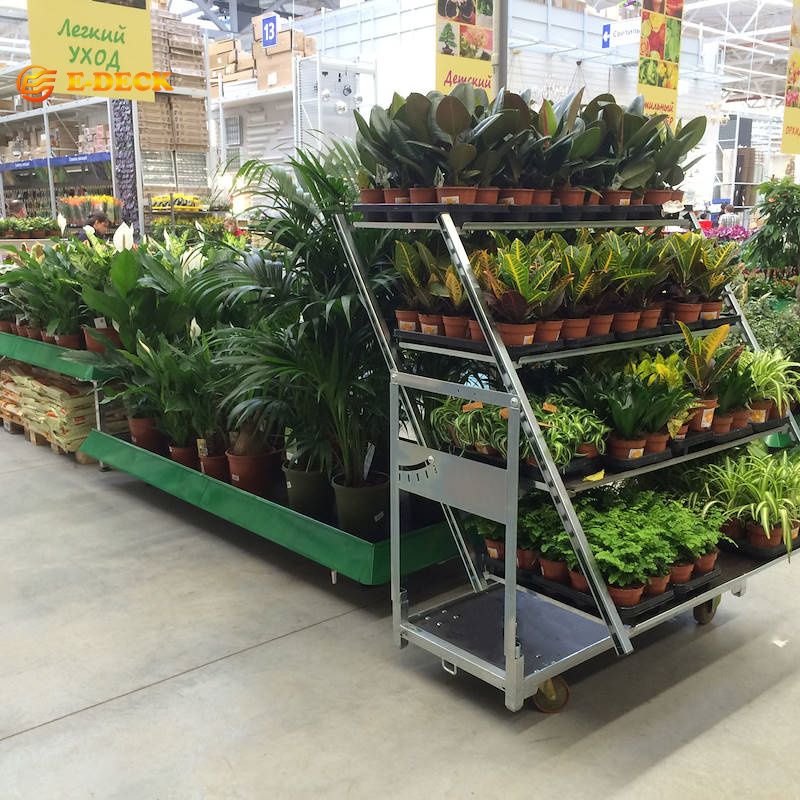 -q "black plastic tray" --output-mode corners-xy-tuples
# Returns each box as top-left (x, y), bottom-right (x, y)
(721, 529), (799, 561)
(712, 424), (753, 444)
(670, 565), (722, 598)
(394, 328), (566, 358)
(669, 430), (714, 456)
(615, 326), (664, 342)
(465, 449), (601, 481)
(561, 332), (616, 349)
(602, 449), (672, 472)
(752, 416), (789, 433)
